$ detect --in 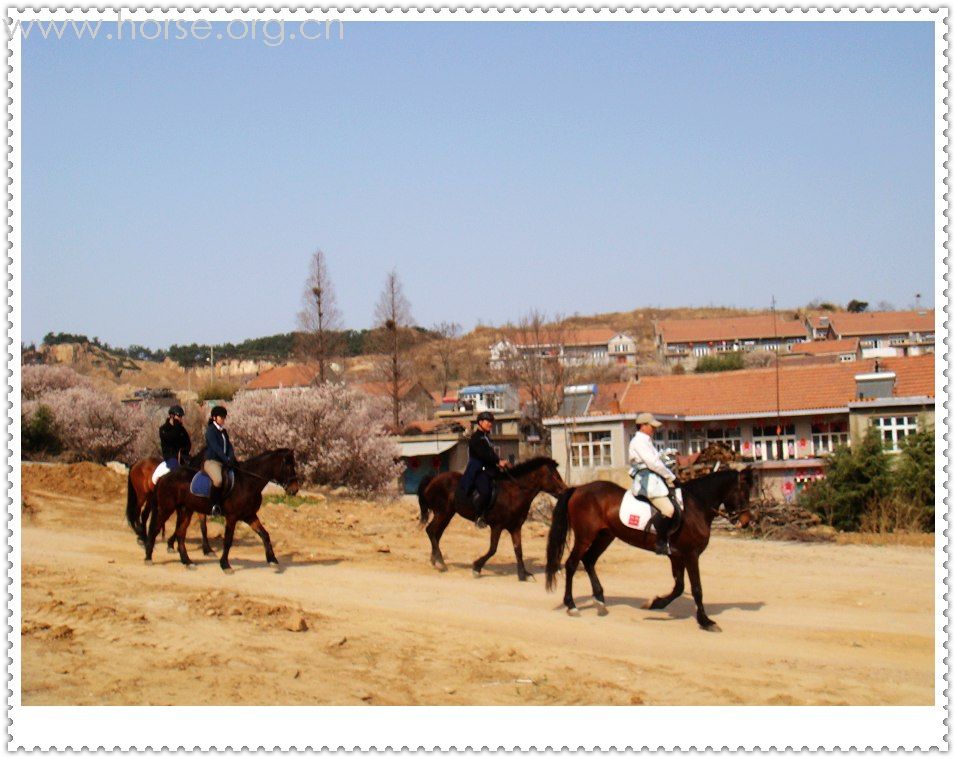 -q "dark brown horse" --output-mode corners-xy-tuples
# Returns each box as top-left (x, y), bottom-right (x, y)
(545, 466), (753, 629)
(417, 457), (567, 582)
(139, 448), (299, 572)
(126, 456), (211, 555)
